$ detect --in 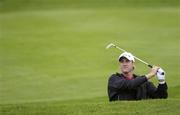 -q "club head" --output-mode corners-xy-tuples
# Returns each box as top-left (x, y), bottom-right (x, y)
(106, 43), (115, 49)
